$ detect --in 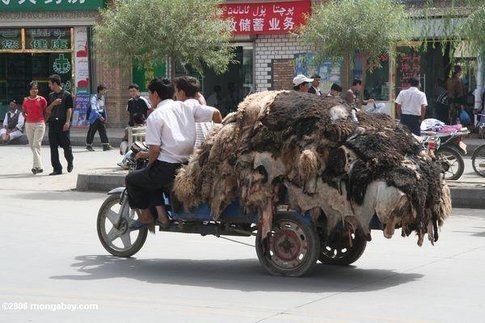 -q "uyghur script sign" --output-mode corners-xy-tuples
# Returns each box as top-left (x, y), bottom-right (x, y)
(221, 0), (311, 35)
(0, 0), (105, 12)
